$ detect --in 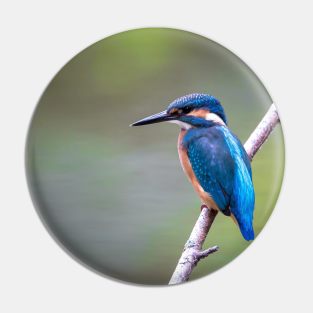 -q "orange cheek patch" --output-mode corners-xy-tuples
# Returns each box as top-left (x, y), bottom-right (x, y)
(187, 109), (210, 118)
